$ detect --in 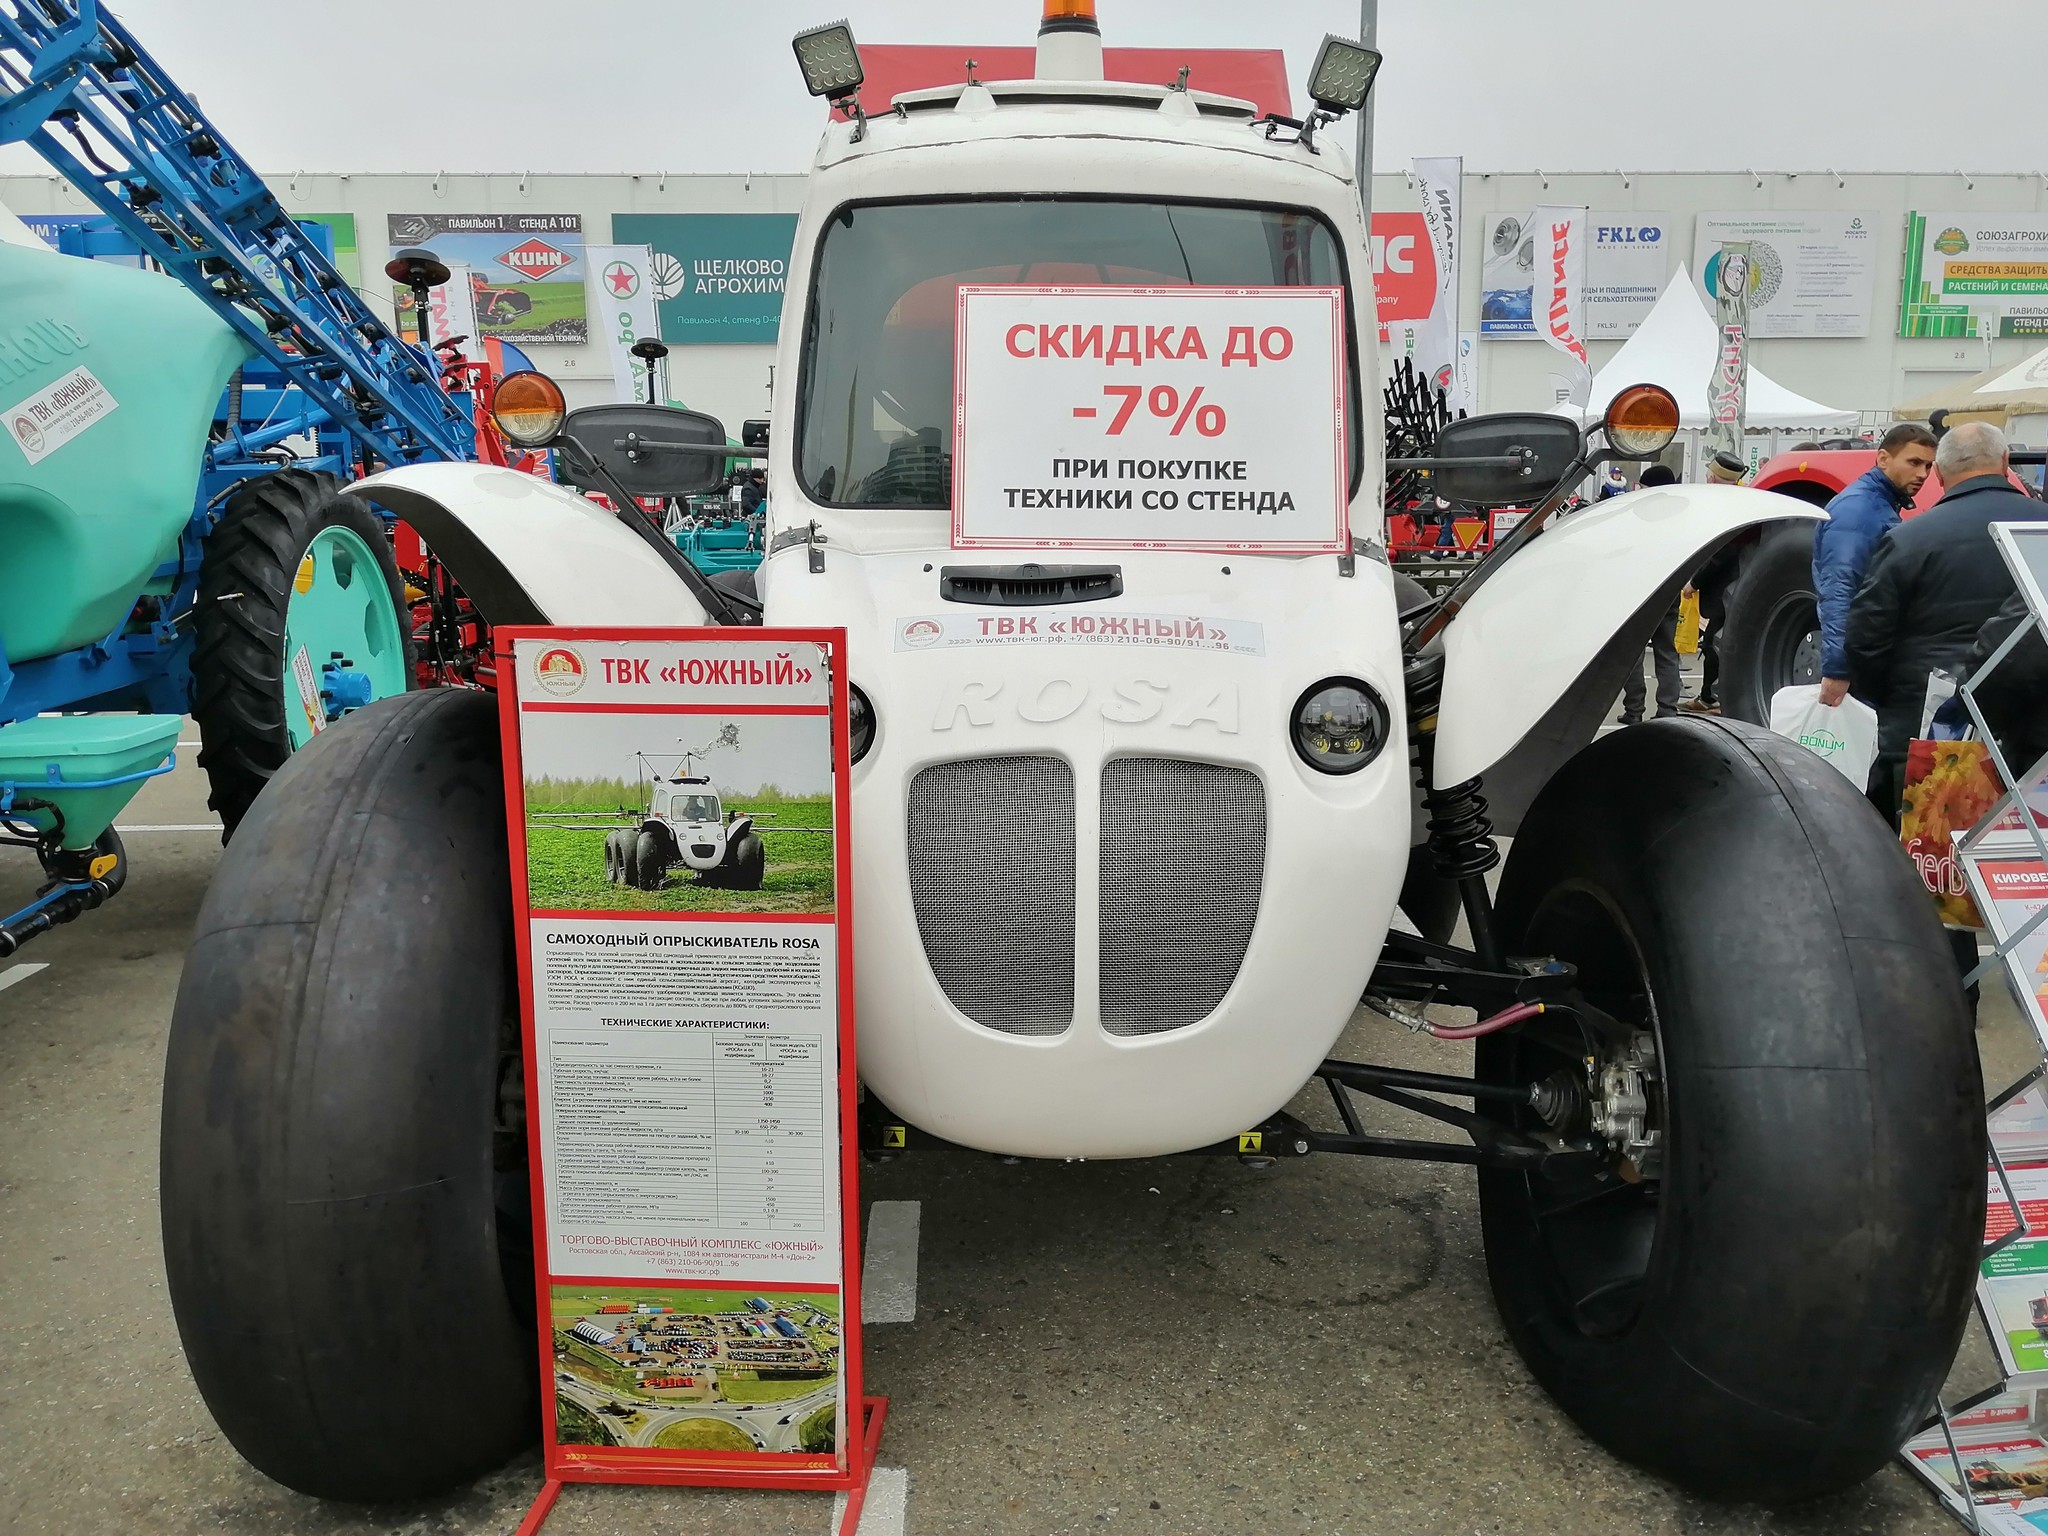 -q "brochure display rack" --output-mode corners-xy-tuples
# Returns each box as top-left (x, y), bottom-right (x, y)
(1901, 527), (2048, 1534)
